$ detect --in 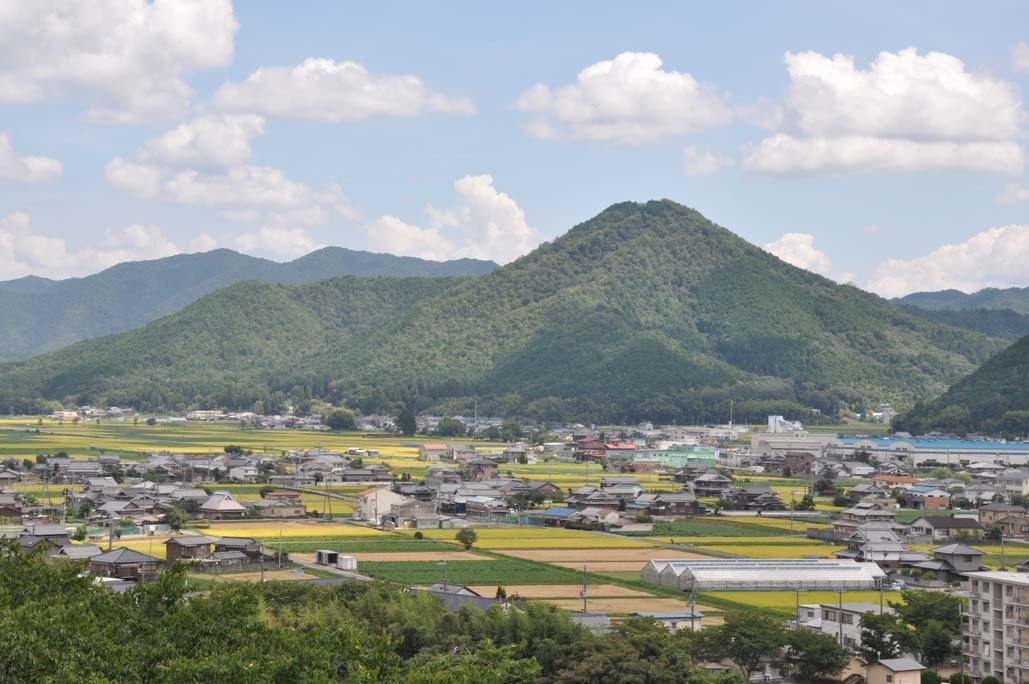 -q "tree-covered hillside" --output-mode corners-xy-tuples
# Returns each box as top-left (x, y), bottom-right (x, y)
(0, 247), (496, 361)
(894, 333), (1029, 436)
(0, 200), (1003, 422)
(896, 287), (1029, 315)
(898, 305), (1029, 340)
